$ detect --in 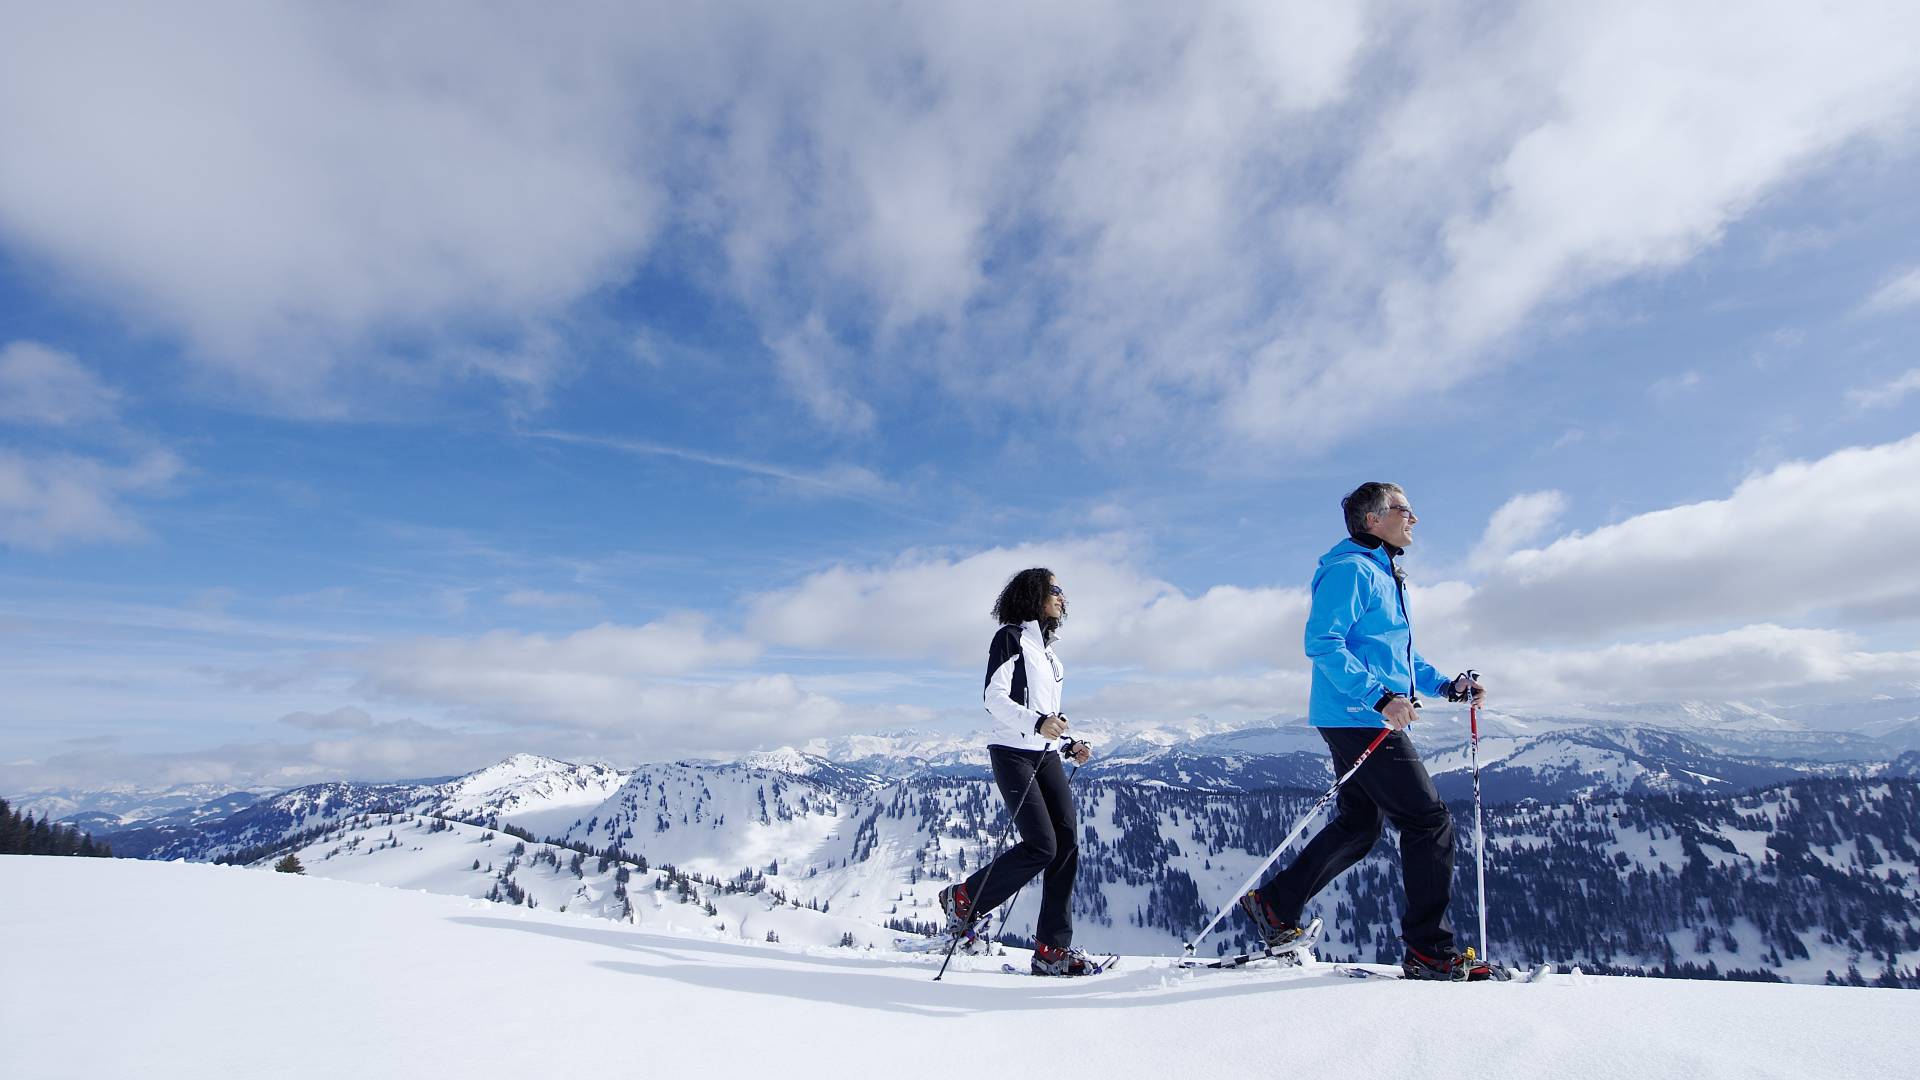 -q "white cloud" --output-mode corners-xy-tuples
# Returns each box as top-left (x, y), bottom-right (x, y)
(0, 449), (182, 550)
(5, 5), (1911, 443)
(1231, 2), (1920, 444)
(1649, 371), (1704, 400)
(1468, 433), (1920, 643)
(1469, 491), (1568, 572)
(1074, 670), (1310, 723)
(764, 315), (876, 436)
(0, 6), (666, 407)
(358, 616), (759, 689)
(338, 617), (921, 755)
(502, 589), (598, 611)
(1861, 266), (1920, 314)
(521, 429), (896, 502)
(744, 536), (1308, 673)
(0, 714), (502, 791)
(1848, 369), (1920, 411)
(1485, 624), (1920, 706)
(0, 341), (119, 426)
